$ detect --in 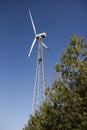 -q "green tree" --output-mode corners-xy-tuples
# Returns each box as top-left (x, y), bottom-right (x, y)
(23, 34), (87, 130)
(55, 34), (87, 94)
